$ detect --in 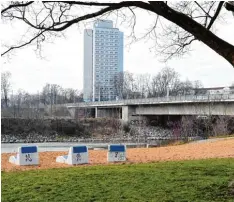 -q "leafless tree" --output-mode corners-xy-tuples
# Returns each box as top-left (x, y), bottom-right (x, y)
(115, 71), (150, 99)
(144, 74), (153, 98)
(151, 66), (181, 97)
(1, 71), (11, 108)
(51, 84), (61, 105)
(15, 89), (24, 115)
(212, 115), (231, 136)
(116, 71), (136, 99)
(63, 88), (82, 103)
(1, 1), (234, 66)
(15, 89), (30, 117)
(135, 74), (150, 98)
(41, 83), (61, 104)
(41, 83), (50, 106)
(115, 68), (203, 99)
(114, 72), (124, 99)
(193, 80), (204, 95)
(40, 83), (58, 115)
(177, 80), (194, 96)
